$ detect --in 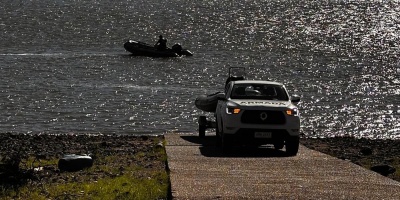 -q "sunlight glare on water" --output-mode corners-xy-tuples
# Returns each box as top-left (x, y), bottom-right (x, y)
(0, 0), (399, 139)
